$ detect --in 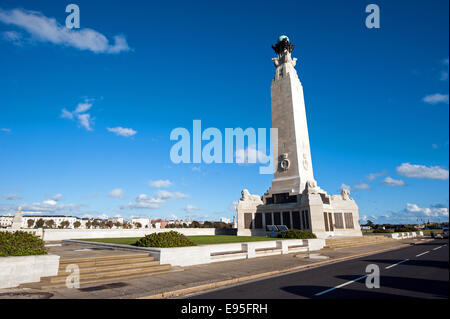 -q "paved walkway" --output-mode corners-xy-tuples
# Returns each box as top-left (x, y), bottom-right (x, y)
(0, 238), (428, 299)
